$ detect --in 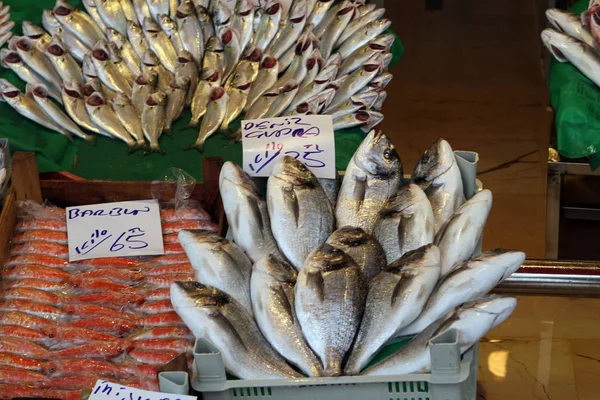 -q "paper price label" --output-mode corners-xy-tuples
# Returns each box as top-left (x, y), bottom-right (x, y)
(90, 380), (197, 400)
(241, 115), (336, 179)
(66, 200), (164, 262)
